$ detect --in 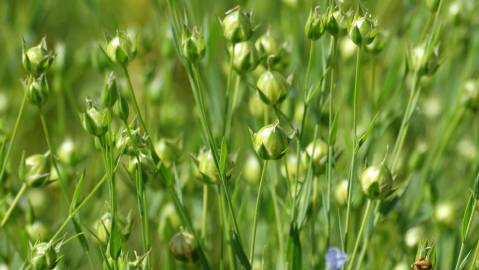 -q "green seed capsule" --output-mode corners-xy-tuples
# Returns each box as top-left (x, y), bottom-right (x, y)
(335, 180), (349, 206)
(408, 44), (440, 76)
(20, 152), (52, 188)
(181, 27), (205, 62)
(365, 31), (386, 54)
(155, 138), (181, 166)
(30, 241), (59, 270)
(169, 231), (199, 263)
(232, 41), (259, 72)
(22, 38), (54, 75)
(196, 148), (217, 183)
(95, 212), (112, 245)
(305, 6), (325, 40)
(434, 201), (455, 226)
(359, 164), (393, 200)
(26, 222), (48, 241)
(222, 6), (254, 43)
(252, 122), (290, 160)
(101, 72), (119, 108)
(256, 69), (289, 105)
(304, 138), (328, 174)
(326, 8), (351, 36)
(255, 30), (280, 60)
(349, 15), (378, 46)
(81, 99), (111, 137)
(462, 79), (479, 111)
(106, 31), (137, 65)
(25, 75), (50, 107)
